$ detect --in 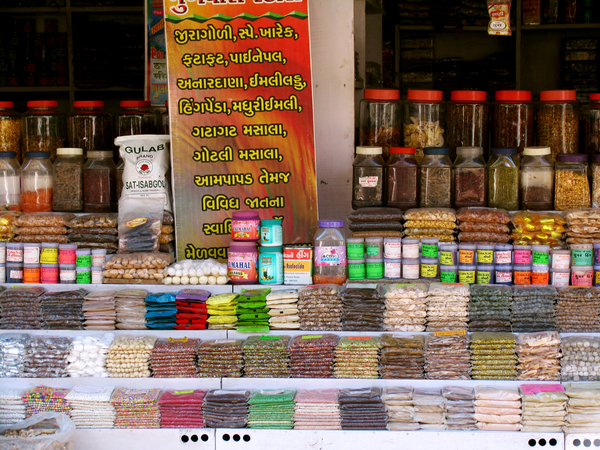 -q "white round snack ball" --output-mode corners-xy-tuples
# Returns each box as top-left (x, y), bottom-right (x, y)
(217, 275), (228, 285)
(208, 275), (217, 285)
(189, 269), (197, 277)
(182, 261), (191, 269)
(163, 277), (172, 285)
(218, 266), (227, 276)
(181, 276), (190, 285)
(173, 263), (182, 270)
(199, 275), (208, 285)
(175, 269), (183, 277)
(211, 267), (220, 276)
(167, 267), (176, 276)
(190, 276), (199, 285)
(172, 276), (181, 285)
(182, 269), (189, 277)
(203, 268), (212, 276)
